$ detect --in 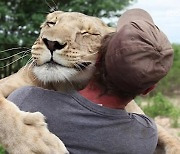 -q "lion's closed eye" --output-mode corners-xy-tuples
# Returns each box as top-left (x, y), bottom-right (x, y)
(81, 30), (100, 36)
(46, 21), (56, 27)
